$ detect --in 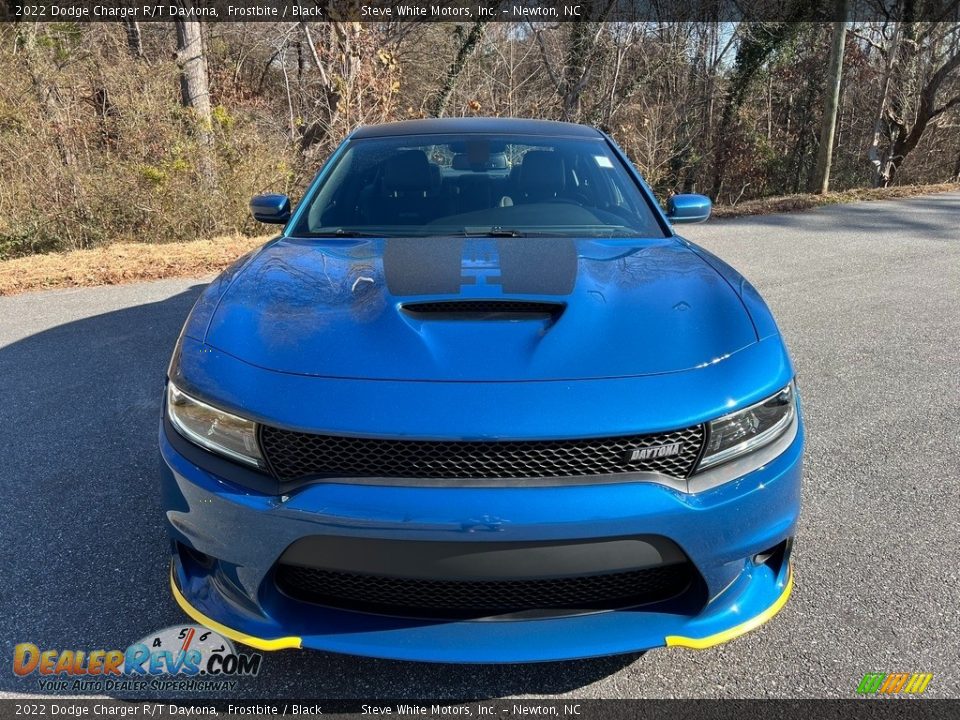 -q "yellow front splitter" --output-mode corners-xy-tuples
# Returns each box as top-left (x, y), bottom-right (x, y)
(170, 564), (792, 655)
(169, 570), (302, 652)
(665, 565), (794, 650)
